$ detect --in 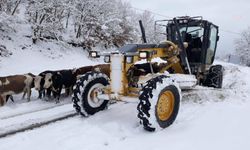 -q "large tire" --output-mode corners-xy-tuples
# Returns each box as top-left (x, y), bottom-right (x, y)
(72, 72), (109, 116)
(203, 65), (223, 88)
(137, 75), (181, 132)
